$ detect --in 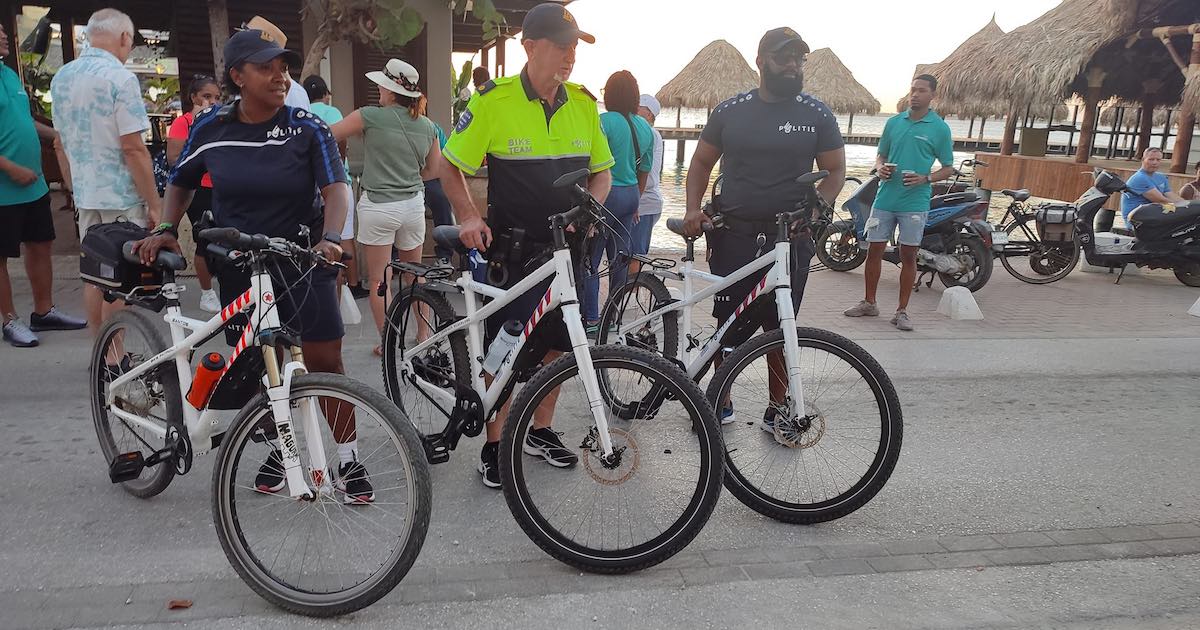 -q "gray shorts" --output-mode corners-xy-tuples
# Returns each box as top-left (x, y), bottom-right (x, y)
(865, 209), (927, 247)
